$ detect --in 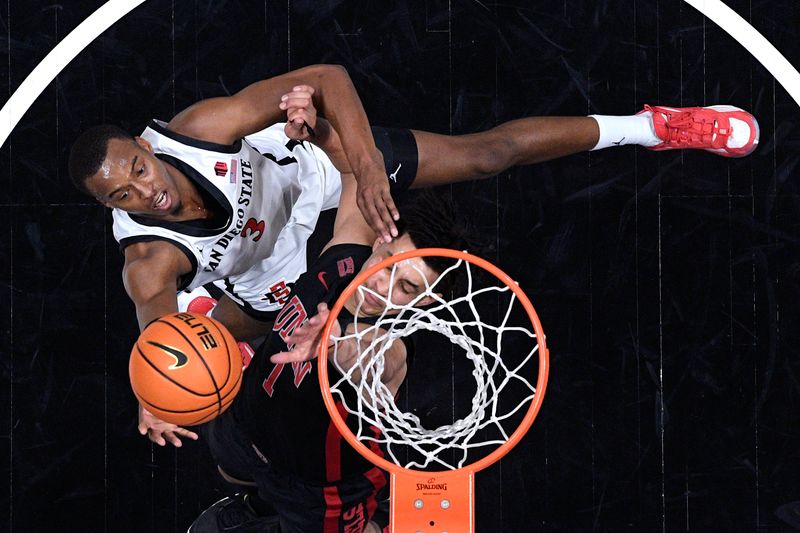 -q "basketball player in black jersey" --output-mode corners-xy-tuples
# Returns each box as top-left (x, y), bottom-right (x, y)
(190, 92), (482, 533)
(196, 194), (467, 533)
